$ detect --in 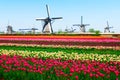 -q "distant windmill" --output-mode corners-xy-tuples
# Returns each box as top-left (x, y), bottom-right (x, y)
(65, 27), (76, 33)
(19, 28), (38, 34)
(6, 21), (14, 34)
(36, 5), (62, 34)
(7, 25), (14, 34)
(73, 16), (90, 32)
(104, 21), (113, 33)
